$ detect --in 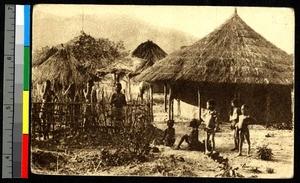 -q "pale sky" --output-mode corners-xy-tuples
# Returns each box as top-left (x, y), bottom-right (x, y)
(34, 5), (295, 54)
